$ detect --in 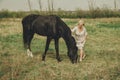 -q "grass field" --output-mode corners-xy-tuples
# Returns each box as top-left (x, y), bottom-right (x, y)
(0, 18), (120, 80)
